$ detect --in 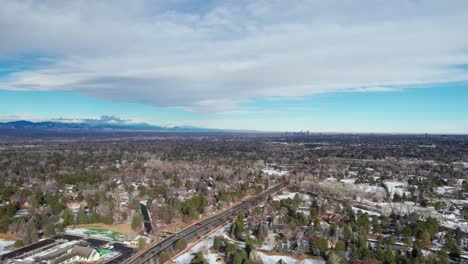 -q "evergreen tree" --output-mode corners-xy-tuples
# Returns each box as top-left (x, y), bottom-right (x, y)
(138, 238), (145, 251)
(234, 214), (245, 240)
(62, 208), (74, 226)
(343, 224), (352, 241)
(372, 217), (382, 234)
(190, 251), (207, 264)
(44, 223), (56, 237)
(77, 206), (87, 224)
(313, 217), (321, 230)
(213, 236), (222, 251)
(131, 212), (143, 230)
